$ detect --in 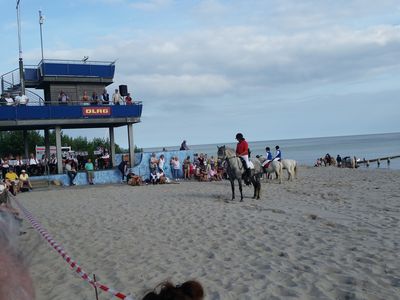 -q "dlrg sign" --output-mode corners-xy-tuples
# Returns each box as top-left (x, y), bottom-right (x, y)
(82, 107), (112, 116)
